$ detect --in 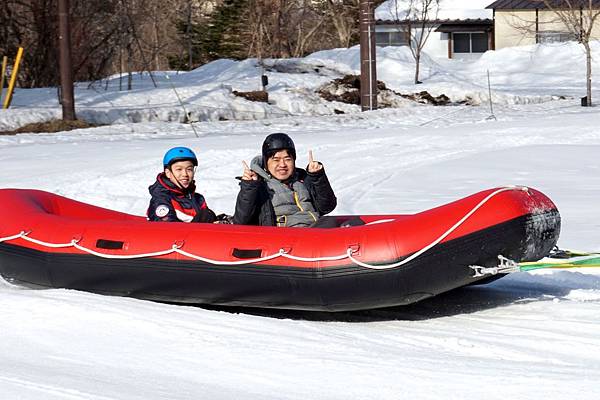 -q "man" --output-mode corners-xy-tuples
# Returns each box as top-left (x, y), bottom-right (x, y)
(148, 146), (217, 223)
(233, 133), (337, 227)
